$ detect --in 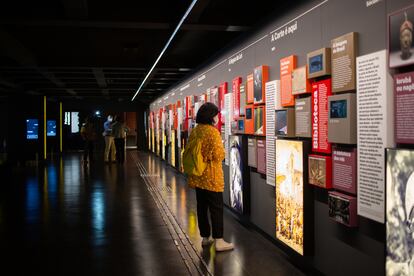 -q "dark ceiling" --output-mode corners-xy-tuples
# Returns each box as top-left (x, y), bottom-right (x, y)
(0, 0), (307, 104)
